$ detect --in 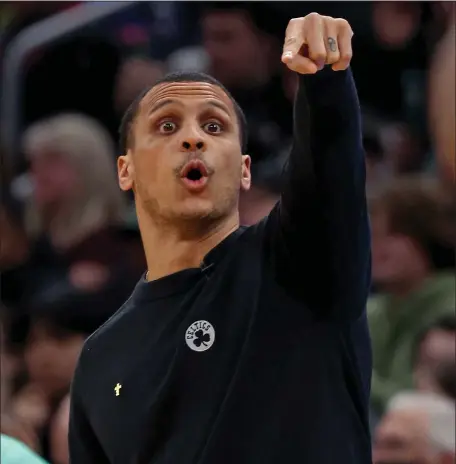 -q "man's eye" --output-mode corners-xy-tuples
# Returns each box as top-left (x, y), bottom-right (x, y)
(203, 122), (223, 134)
(159, 121), (177, 134)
